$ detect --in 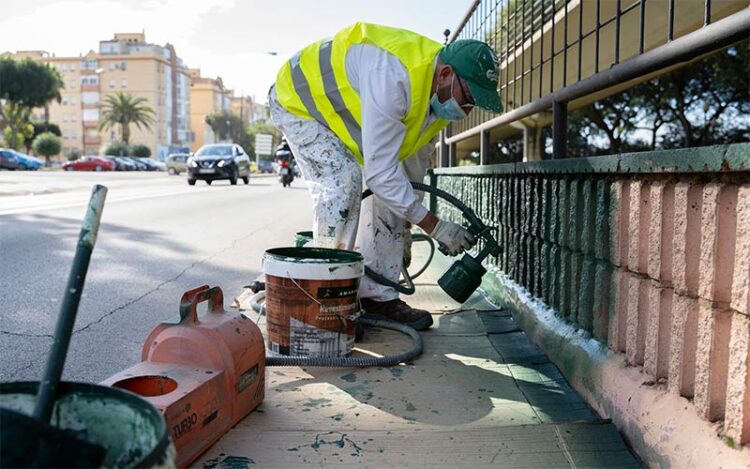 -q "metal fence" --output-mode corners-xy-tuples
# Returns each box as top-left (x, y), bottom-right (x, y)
(441, 0), (750, 164)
